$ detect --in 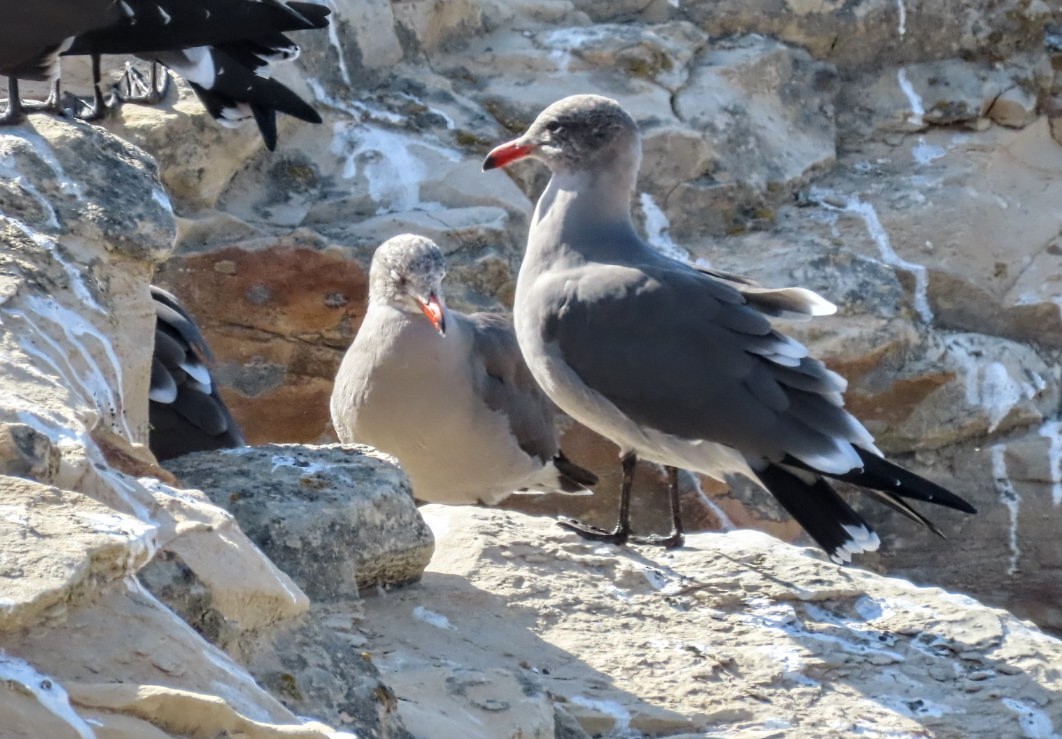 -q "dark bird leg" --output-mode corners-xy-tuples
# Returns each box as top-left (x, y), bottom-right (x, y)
(117, 62), (170, 105)
(74, 54), (119, 121)
(0, 77), (27, 124)
(559, 451), (635, 545)
(630, 465), (685, 548)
